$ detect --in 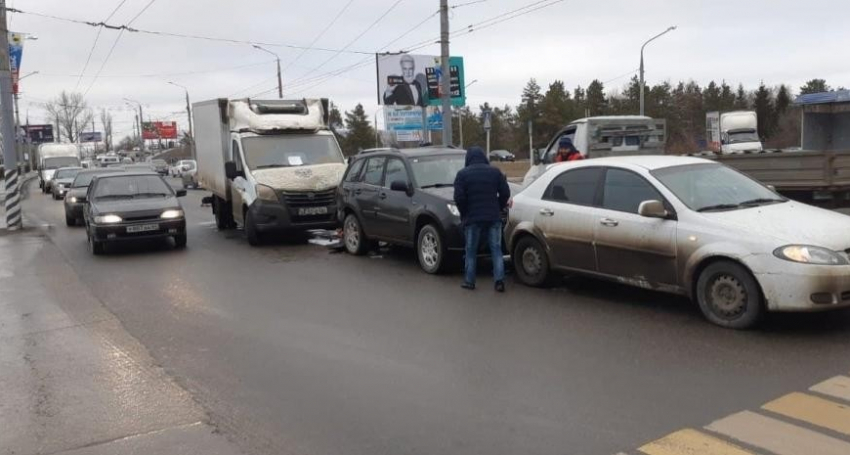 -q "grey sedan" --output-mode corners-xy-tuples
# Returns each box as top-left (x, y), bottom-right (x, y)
(506, 156), (850, 329)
